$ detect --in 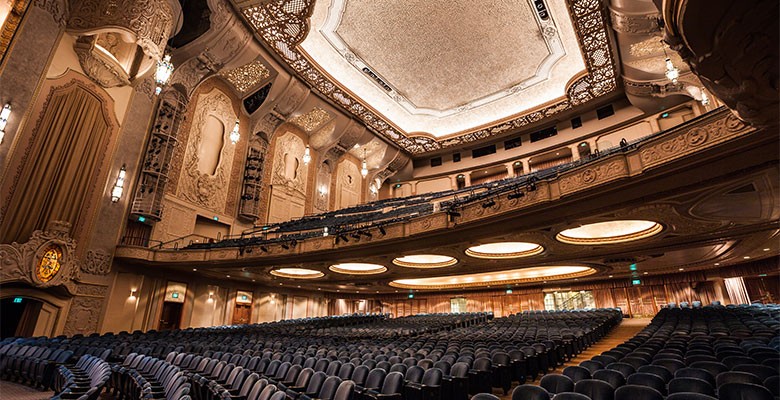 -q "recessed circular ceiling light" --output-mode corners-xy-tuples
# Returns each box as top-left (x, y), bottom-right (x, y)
(465, 242), (544, 259)
(329, 263), (387, 275)
(556, 220), (663, 245)
(392, 254), (458, 268)
(270, 268), (324, 279)
(389, 266), (595, 290)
